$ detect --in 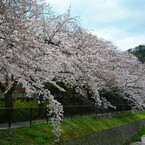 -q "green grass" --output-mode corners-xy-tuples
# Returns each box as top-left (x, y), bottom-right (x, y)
(0, 111), (145, 145)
